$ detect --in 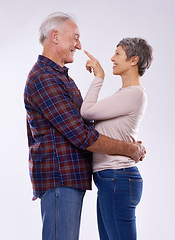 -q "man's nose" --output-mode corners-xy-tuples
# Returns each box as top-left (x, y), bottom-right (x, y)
(76, 39), (82, 50)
